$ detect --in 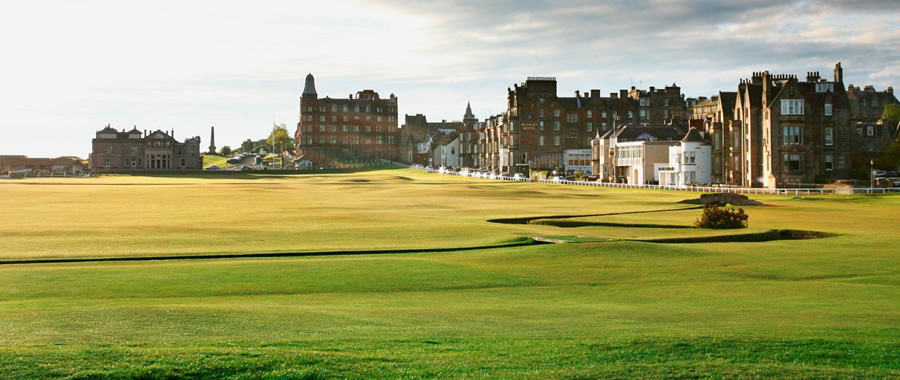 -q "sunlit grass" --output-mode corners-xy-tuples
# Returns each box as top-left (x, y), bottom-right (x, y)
(0, 169), (897, 377)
